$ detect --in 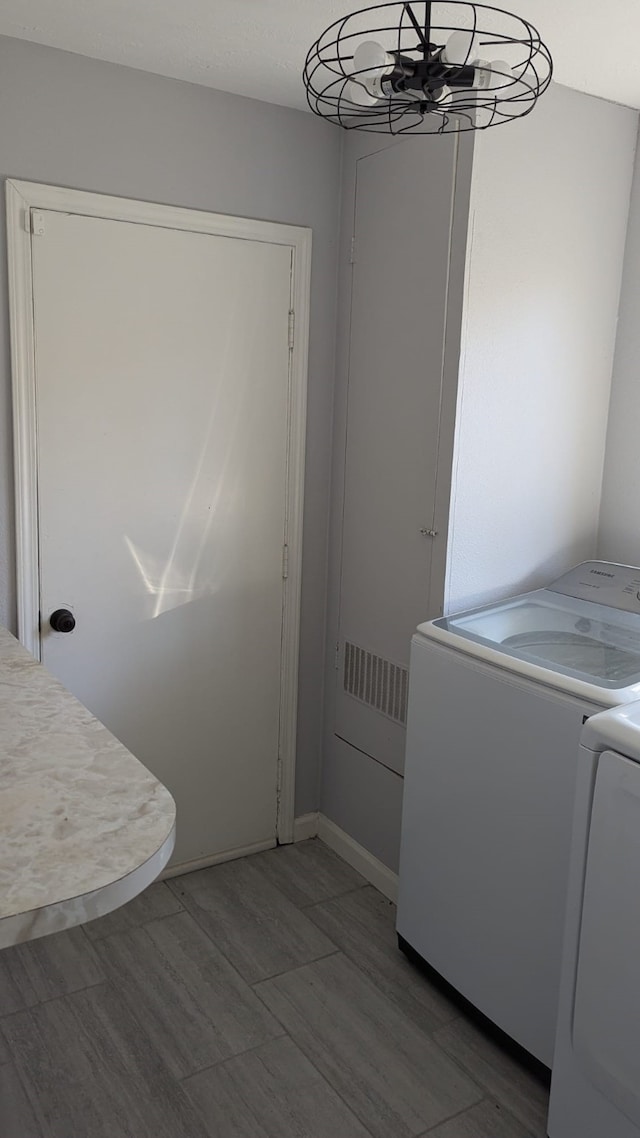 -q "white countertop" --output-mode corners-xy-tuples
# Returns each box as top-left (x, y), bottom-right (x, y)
(0, 627), (176, 948)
